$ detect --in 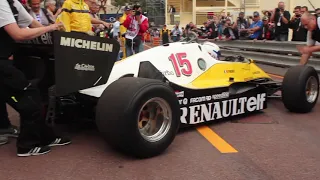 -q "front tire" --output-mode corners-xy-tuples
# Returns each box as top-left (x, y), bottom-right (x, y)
(95, 77), (180, 158)
(282, 65), (319, 113)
